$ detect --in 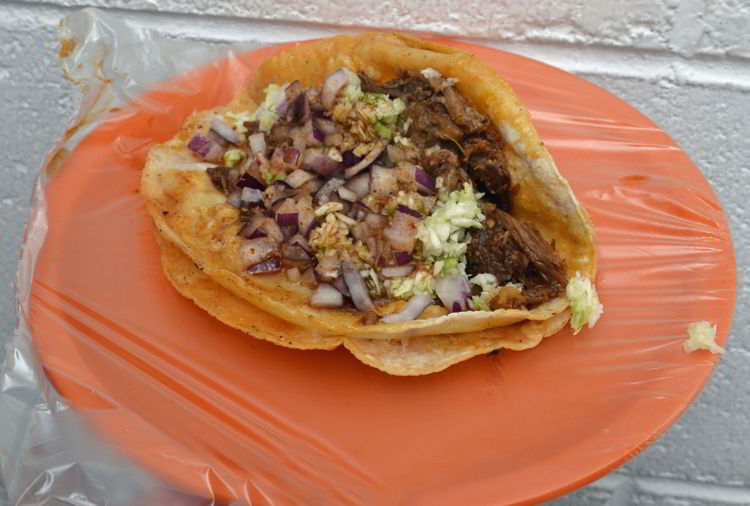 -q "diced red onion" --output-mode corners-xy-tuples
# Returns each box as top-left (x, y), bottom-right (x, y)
(337, 186), (358, 202)
(241, 237), (278, 267)
(314, 115), (338, 136)
(241, 187), (264, 204)
(306, 88), (322, 111)
(364, 212), (388, 229)
(238, 174), (265, 190)
(249, 132), (266, 154)
(274, 199), (299, 235)
(303, 148), (341, 177)
(238, 216), (265, 238)
(342, 261), (374, 312)
(285, 80), (302, 101)
(206, 129), (228, 147)
(344, 142), (386, 179)
(316, 255), (340, 282)
(282, 147), (301, 167)
(299, 177), (324, 194)
(290, 93), (310, 123)
(287, 267), (302, 282)
(247, 255), (282, 274)
(393, 251), (413, 265)
(380, 293), (434, 323)
(341, 150), (363, 168)
(276, 98), (289, 116)
(383, 211), (419, 252)
(276, 213), (298, 228)
(397, 204), (422, 218)
(310, 283), (344, 308)
(346, 172), (370, 198)
(290, 126), (307, 153)
(331, 275), (351, 297)
(285, 169), (315, 189)
(301, 119), (324, 145)
(264, 181), (295, 207)
(187, 133), (223, 162)
(227, 190), (242, 208)
(301, 266), (317, 287)
(381, 265), (416, 278)
(281, 243), (311, 261)
(321, 69), (349, 110)
(370, 165), (398, 197)
(351, 222), (370, 242)
(296, 195), (316, 236)
(288, 234), (313, 255)
(435, 274), (471, 312)
(315, 178), (345, 204)
(260, 218), (284, 244)
(415, 167), (436, 194)
(211, 118), (242, 145)
(249, 229), (267, 239)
